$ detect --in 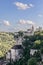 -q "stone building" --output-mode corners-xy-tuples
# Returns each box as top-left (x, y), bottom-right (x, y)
(6, 45), (23, 62)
